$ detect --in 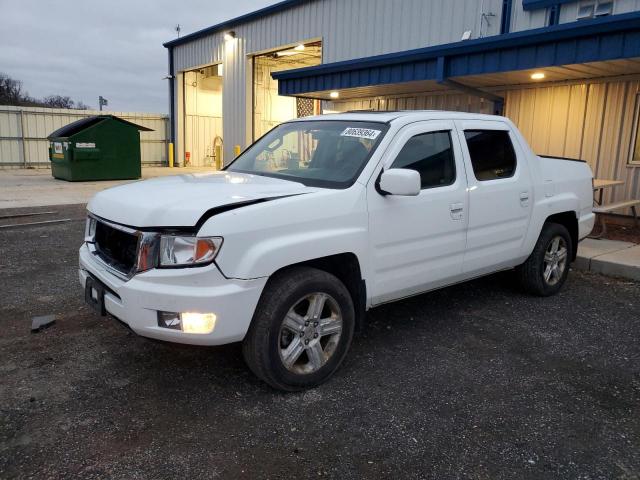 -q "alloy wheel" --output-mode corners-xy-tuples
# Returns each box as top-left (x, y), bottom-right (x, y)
(543, 236), (568, 286)
(278, 292), (343, 375)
